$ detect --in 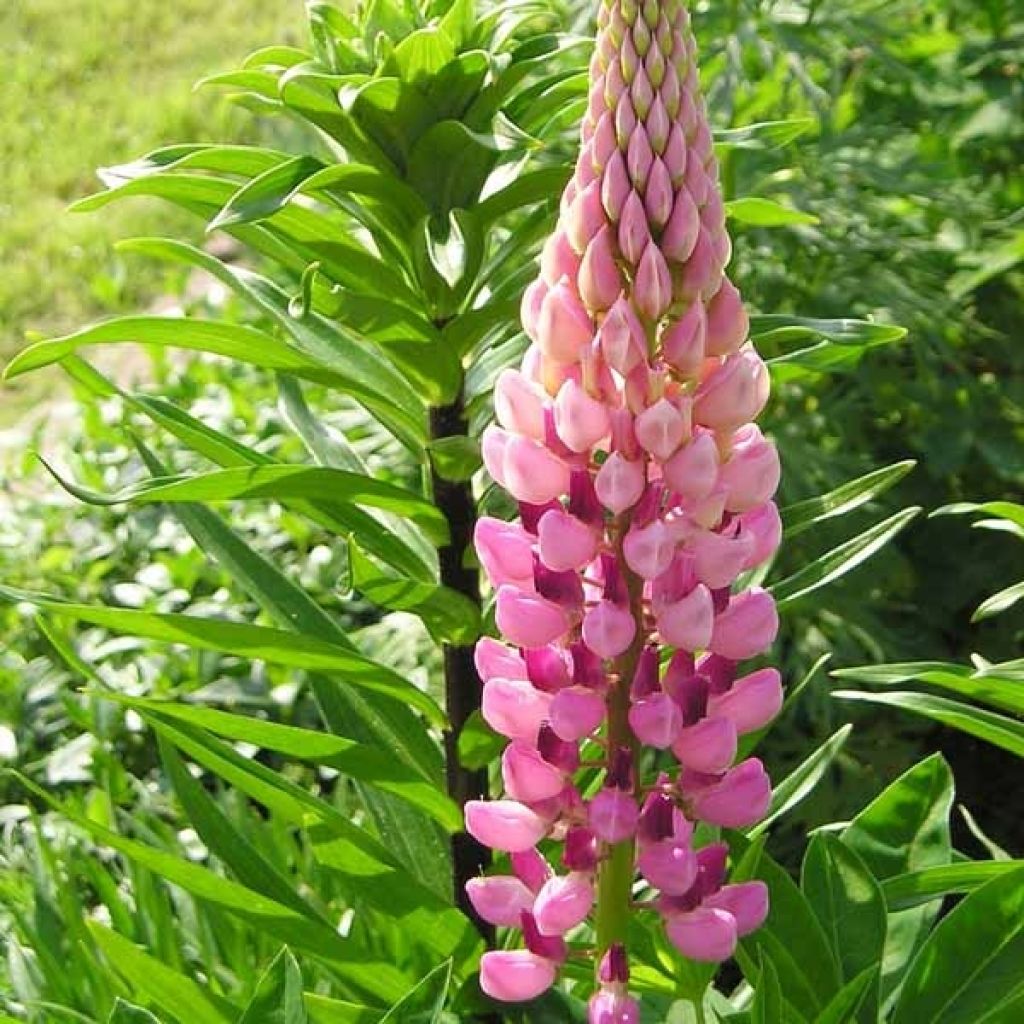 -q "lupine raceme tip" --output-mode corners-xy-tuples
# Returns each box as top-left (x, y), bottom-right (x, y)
(468, 0), (781, 1013)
